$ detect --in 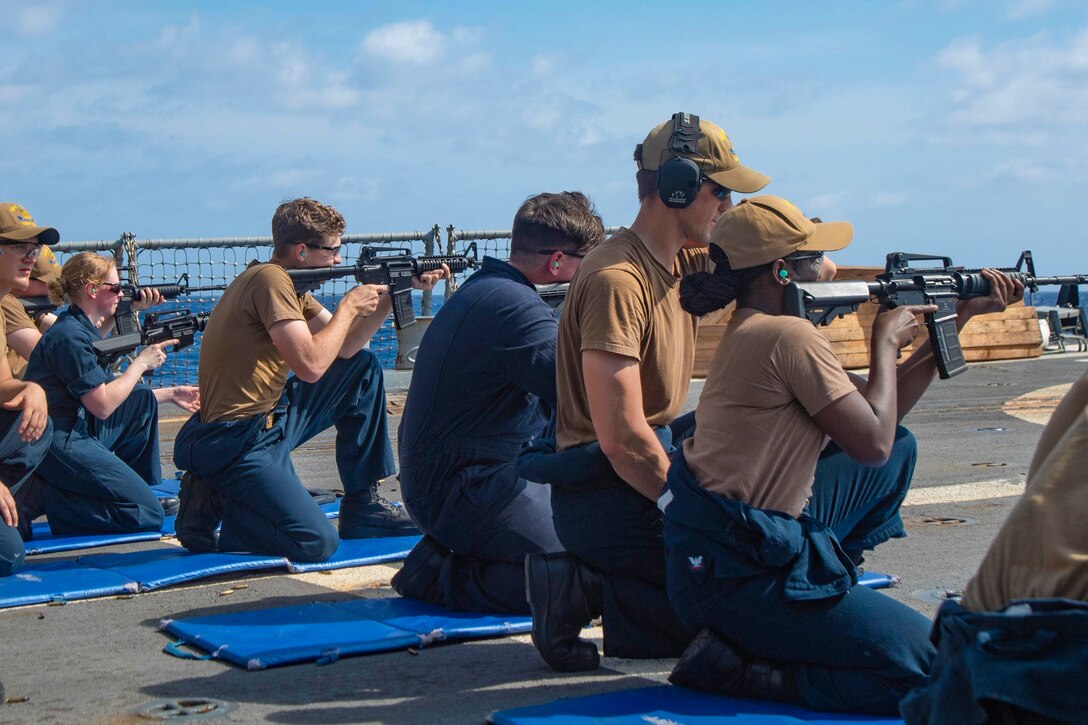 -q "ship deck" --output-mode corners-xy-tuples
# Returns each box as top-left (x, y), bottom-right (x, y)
(1, 351), (1086, 724)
